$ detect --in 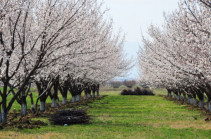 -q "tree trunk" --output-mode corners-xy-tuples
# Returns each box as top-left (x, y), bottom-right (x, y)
(190, 98), (193, 105)
(29, 93), (35, 114)
(192, 93), (197, 106)
(59, 84), (68, 105)
(21, 96), (27, 117)
(207, 101), (211, 112)
(176, 95), (179, 100)
(75, 94), (81, 102)
(88, 94), (91, 98)
(36, 81), (50, 112)
(72, 96), (76, 103)
(173, 90), (179, 100)
(167, 90), (170, 96)
(96, 84), (100, 97)
(183, 94), (186, 102)
(203, 84), (211, 111)
(178, 90), (182, 101)
(178, 95), (181, 100)
(40, 101), (45, 112)
(188, 96), (191, 104)
(97, 90), (100, 96)
(172, 93), (174, 98)
(92, 91), (95, 98)
(62, 97), (67, 105)
(193, 98), (197, 106)
(195, 88), (204, 107)
(76, 95), (79, 102)
(2, 85), (7, 123)
(21, 103), (27, 117)
(51, 82), (59, 108)
(51, 98), (57, 108)
(199, 100), (204, 108)
(1, 108), (7, 124)
(0, 105), (2, 123)
(84, 94), (87, 100)
(79, 94), (81, 101)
